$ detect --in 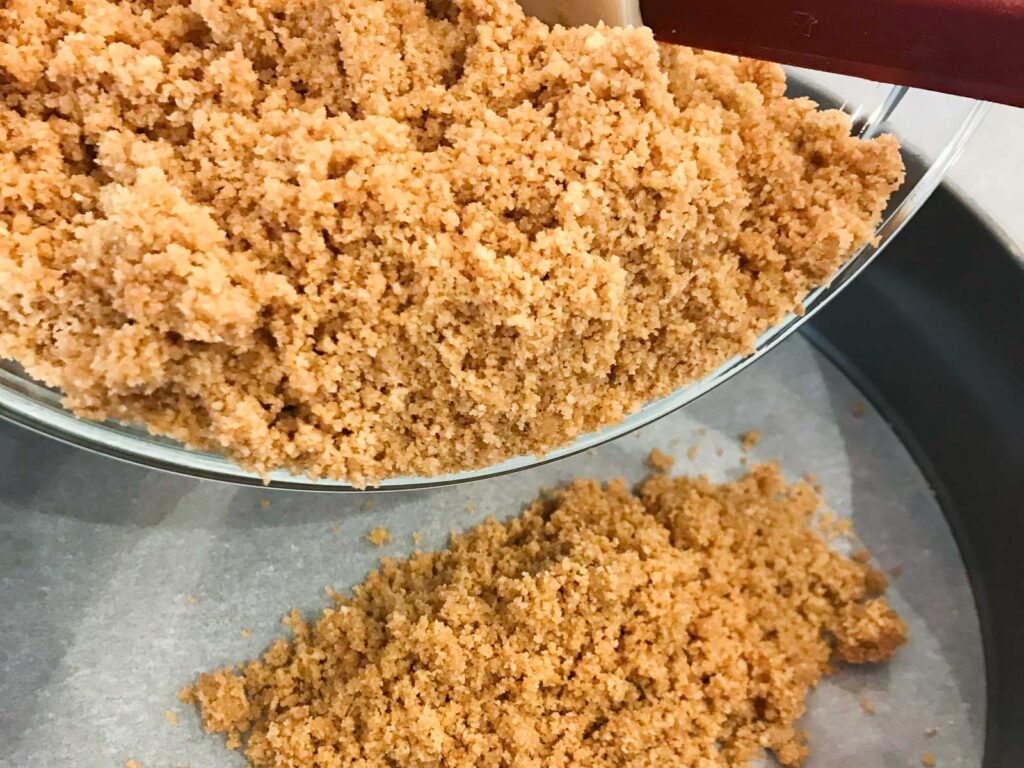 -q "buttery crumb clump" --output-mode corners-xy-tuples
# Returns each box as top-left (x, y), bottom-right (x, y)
(0, 0), (904, 485)
(740, 430), (761, 451)
(365, 525), (391, 546)
(646, 447), (674, 472)
(181, 464), (907, 767)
